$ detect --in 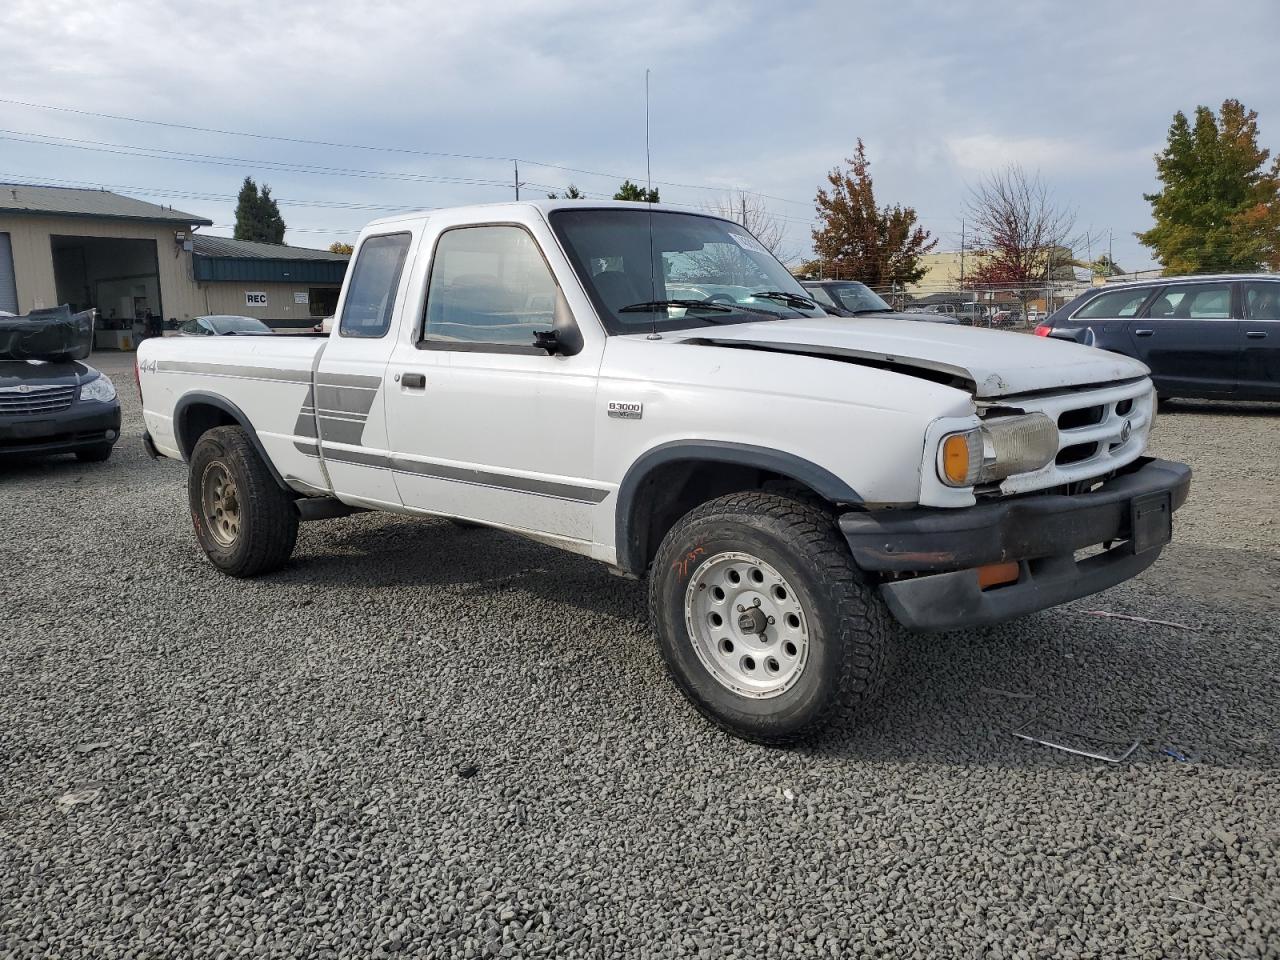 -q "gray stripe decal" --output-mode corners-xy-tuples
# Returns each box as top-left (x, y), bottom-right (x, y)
(294, 439), (319, 455)
(316, 383), (379, 417)
(316, 416), (368, 446)
(159, 360), (312, 383)
(315, 372), (383, 390)
(305, 444), (609, 504)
